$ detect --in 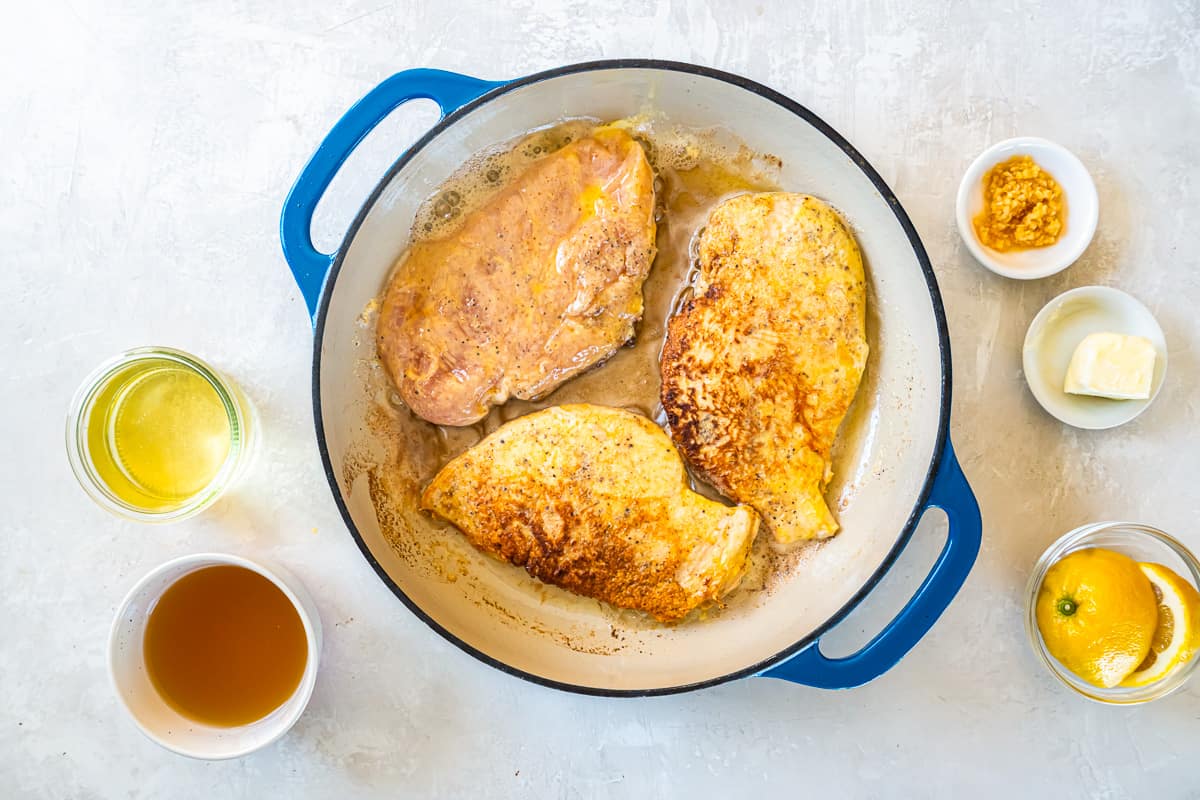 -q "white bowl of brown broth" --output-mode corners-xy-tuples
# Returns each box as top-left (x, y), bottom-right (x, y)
(108, 554), (321, 759)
